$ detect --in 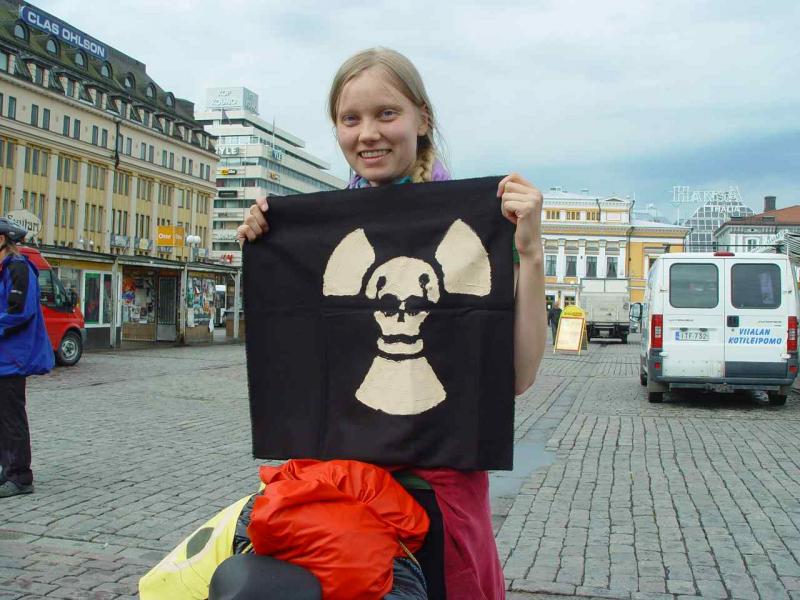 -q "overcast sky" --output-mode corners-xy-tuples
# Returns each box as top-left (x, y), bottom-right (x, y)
(40, 0), (800, 217)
